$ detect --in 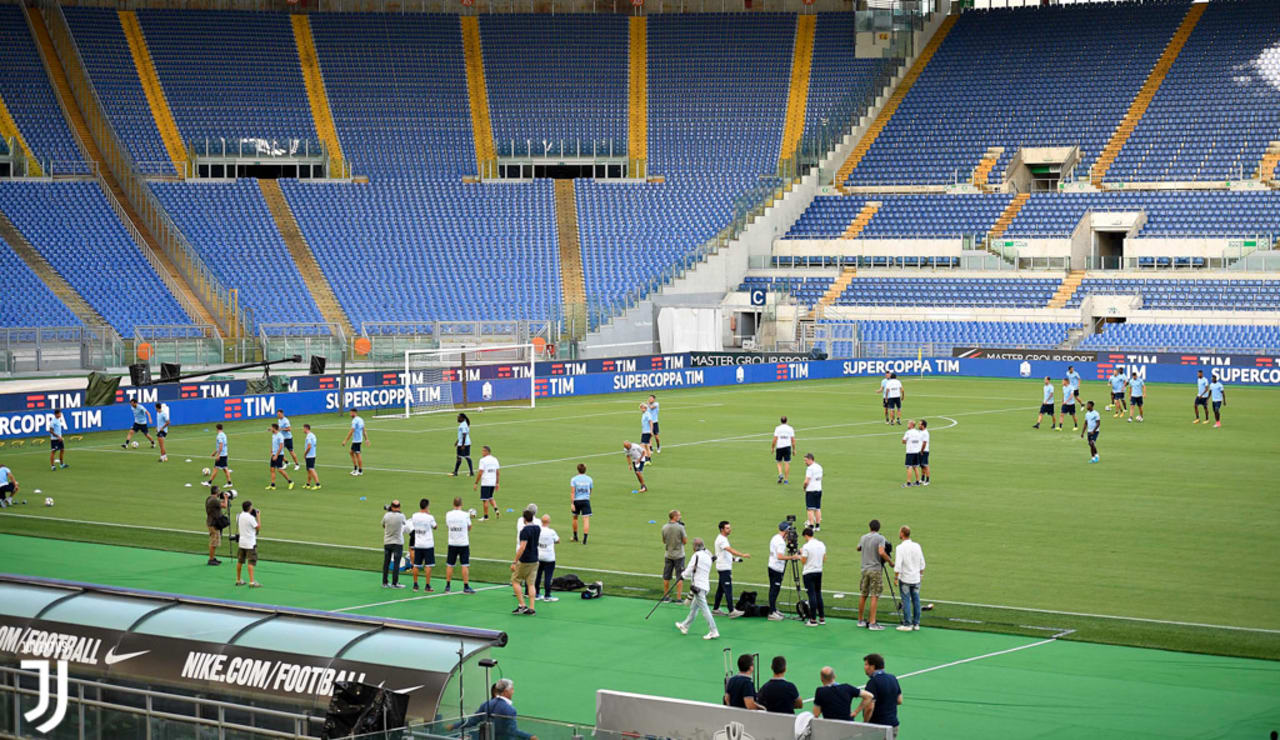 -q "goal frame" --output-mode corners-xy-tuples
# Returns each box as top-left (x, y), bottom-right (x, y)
(400, 343), (537, 418)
